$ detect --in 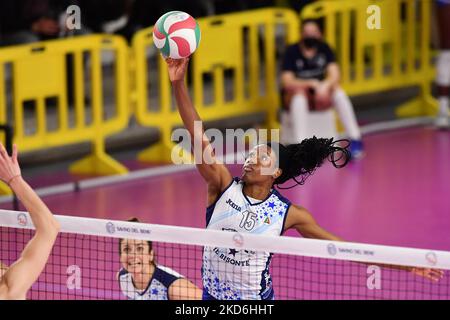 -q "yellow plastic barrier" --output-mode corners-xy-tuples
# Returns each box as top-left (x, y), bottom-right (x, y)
(0, 2), (438, 192)
(132, 8), (300, 162)
(0, 35), (130, 185)
(301, 0), (437, 117)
